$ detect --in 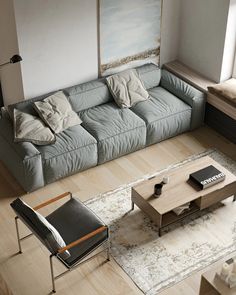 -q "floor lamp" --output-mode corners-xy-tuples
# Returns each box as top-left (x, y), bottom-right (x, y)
(0, 54), (22, 107)
(0, 54), (22, 67)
